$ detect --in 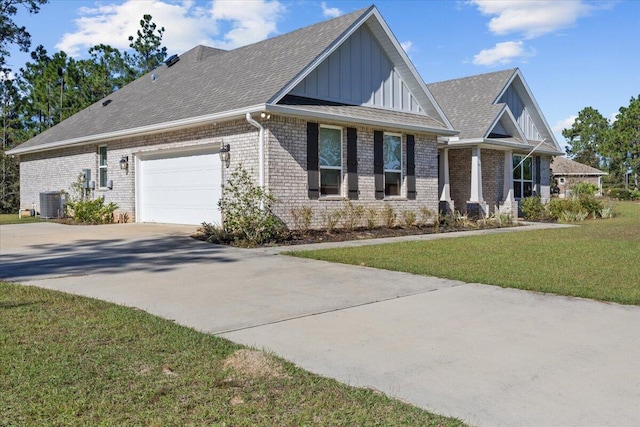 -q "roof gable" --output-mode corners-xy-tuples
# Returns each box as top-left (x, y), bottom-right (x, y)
(551, 156), (607, 175)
